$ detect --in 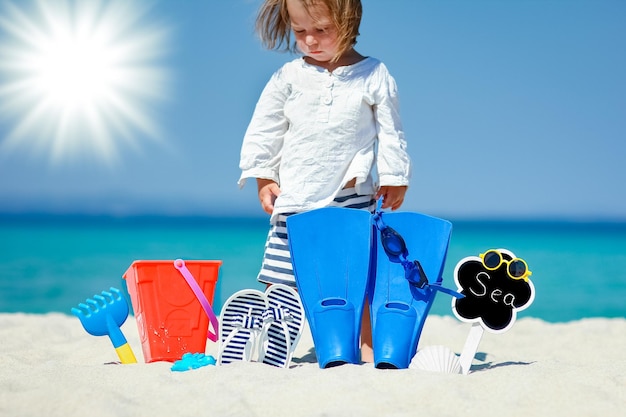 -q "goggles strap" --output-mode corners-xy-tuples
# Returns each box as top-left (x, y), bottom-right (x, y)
(373, 204), (463, 299)
(429, 282), (465, 298)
